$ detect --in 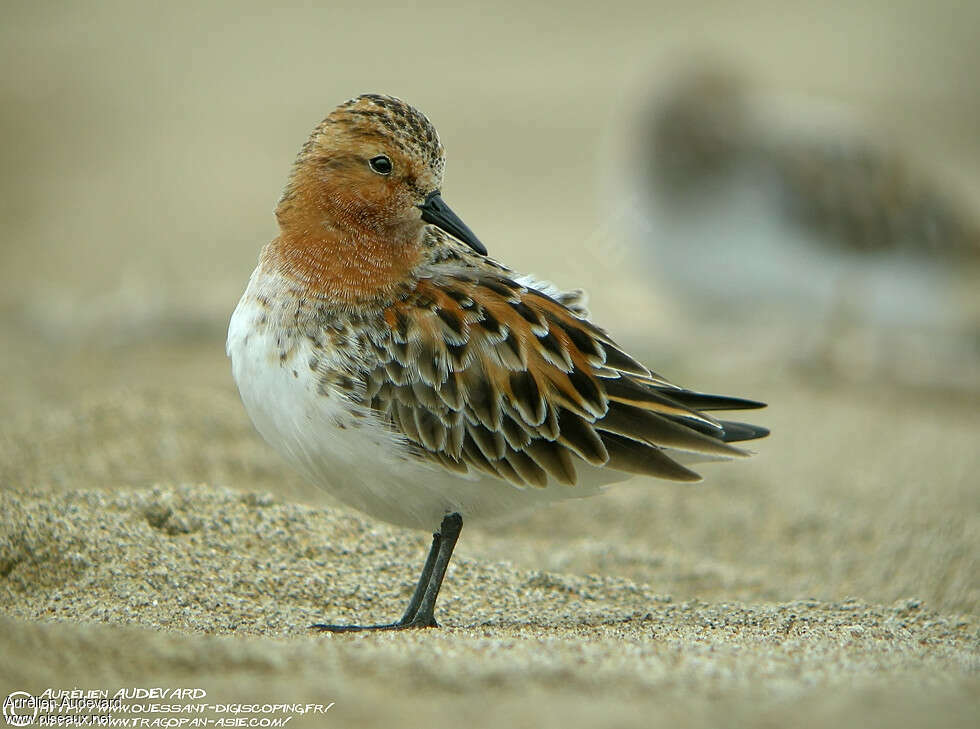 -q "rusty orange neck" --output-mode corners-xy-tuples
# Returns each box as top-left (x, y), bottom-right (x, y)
(263, 227), (422, 306)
